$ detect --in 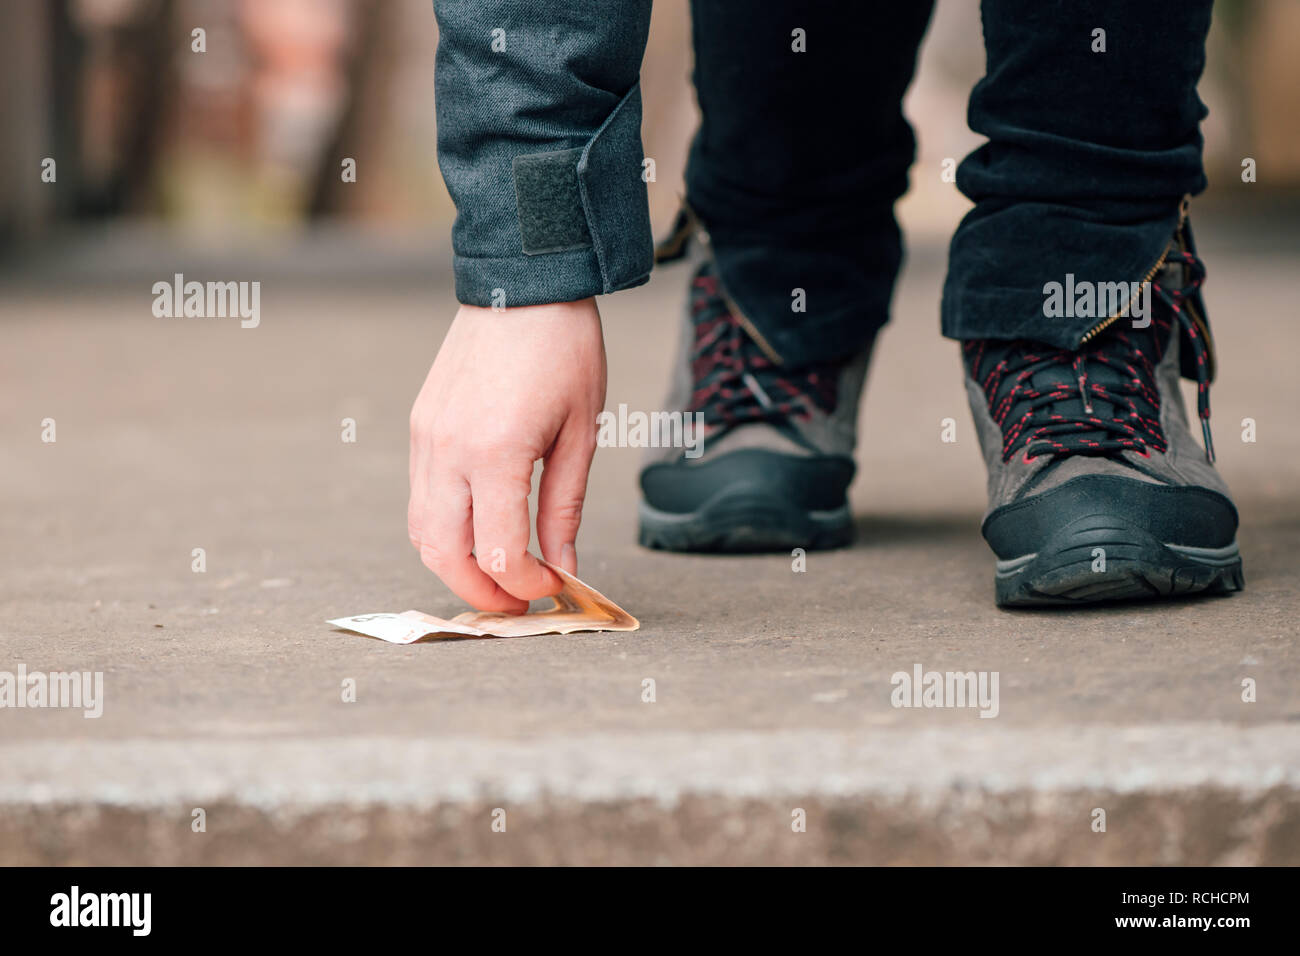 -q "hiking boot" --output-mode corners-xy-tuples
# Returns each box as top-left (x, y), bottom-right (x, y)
(638, 258), (870, 552)
(963, 238), (1244, 606)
